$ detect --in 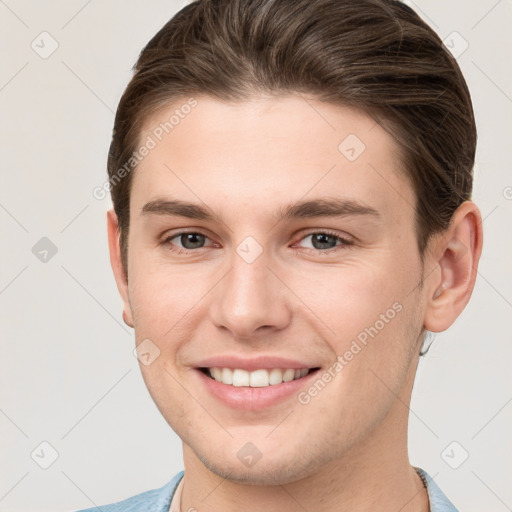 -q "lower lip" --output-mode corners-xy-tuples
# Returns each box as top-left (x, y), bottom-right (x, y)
(195, 368), (321, 411)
